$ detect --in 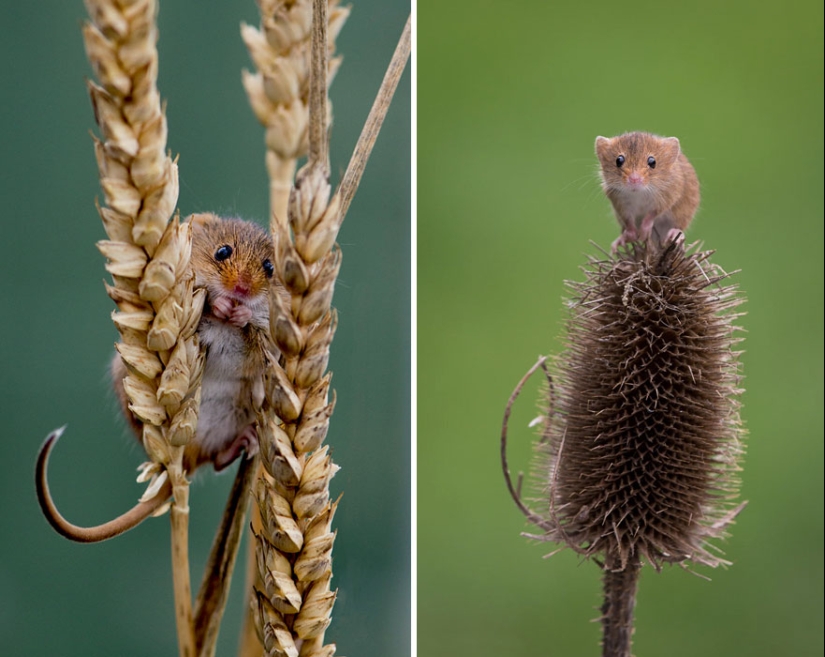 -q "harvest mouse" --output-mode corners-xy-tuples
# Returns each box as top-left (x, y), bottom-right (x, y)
(595, 132), (700, 252)
(36, 213), (281, 542)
